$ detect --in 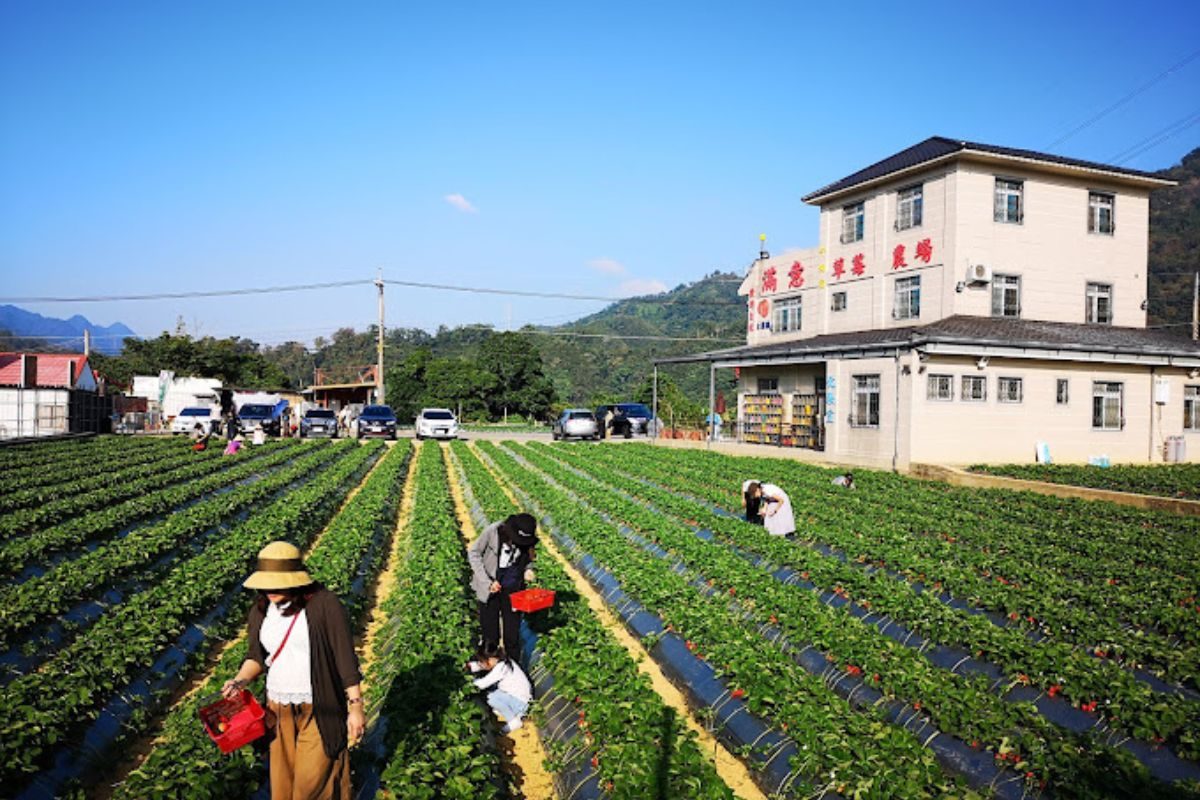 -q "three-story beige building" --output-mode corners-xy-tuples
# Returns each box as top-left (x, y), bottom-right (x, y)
(662, 137), (1200, 467)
